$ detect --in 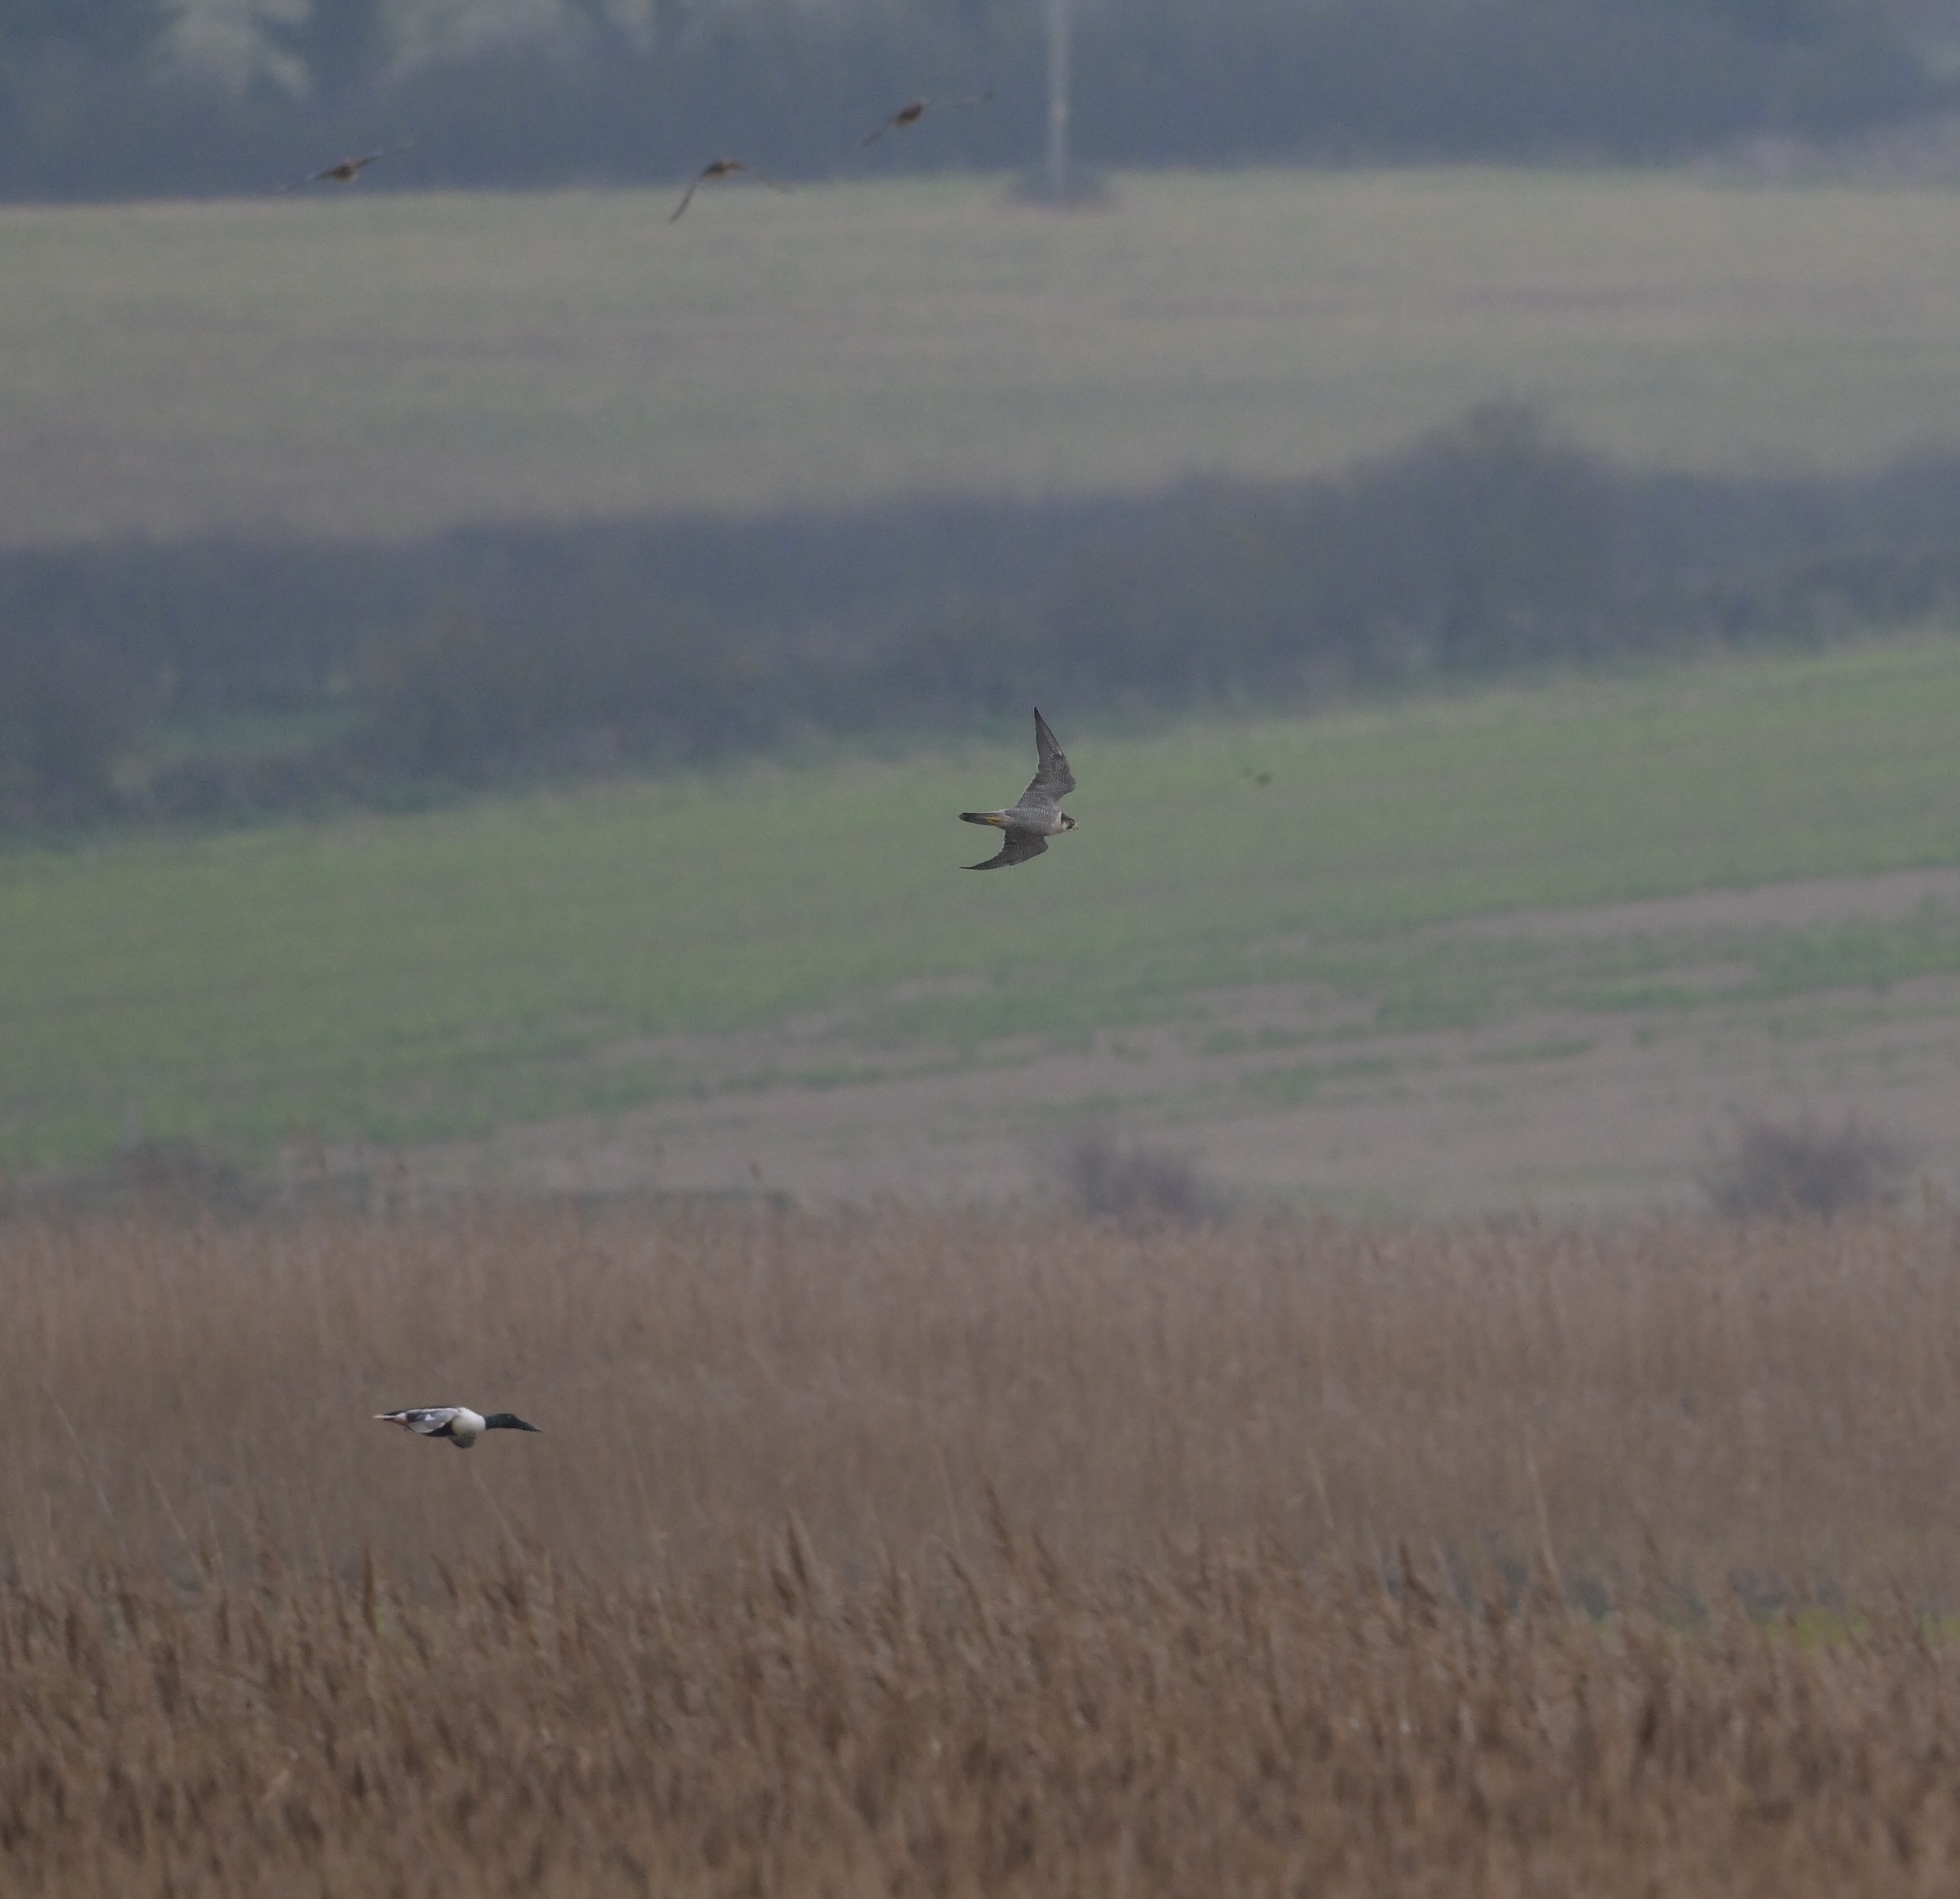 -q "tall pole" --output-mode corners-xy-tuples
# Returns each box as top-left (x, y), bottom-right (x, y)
(1046, 0), (1071, 199)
